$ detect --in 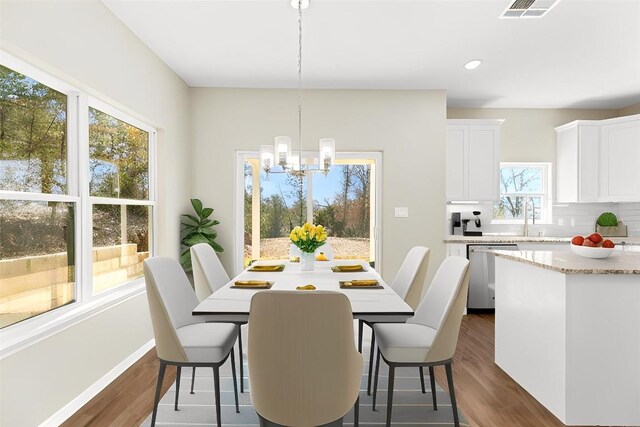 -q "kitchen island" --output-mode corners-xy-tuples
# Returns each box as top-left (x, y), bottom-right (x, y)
(494, 250), (640, 426)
